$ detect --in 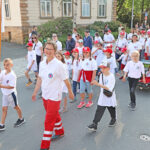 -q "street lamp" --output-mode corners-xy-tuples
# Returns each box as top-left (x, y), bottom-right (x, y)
(131, 0), (134, 29)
